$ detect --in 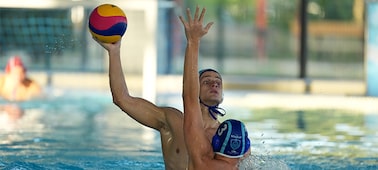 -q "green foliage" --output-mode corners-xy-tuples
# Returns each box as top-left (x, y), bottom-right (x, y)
(308, 0), (355, 20)
(223, 0), (255, 23)
(246, 108), (366, 137)
(189, 0), (355, 25)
